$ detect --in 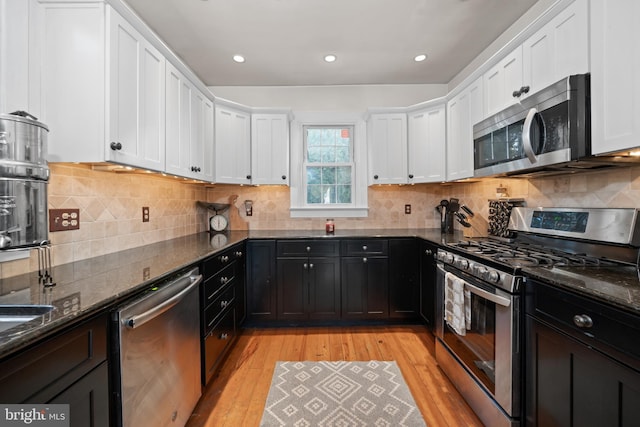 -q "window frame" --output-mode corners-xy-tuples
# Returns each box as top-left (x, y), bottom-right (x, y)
(290, 112), (368, 218)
